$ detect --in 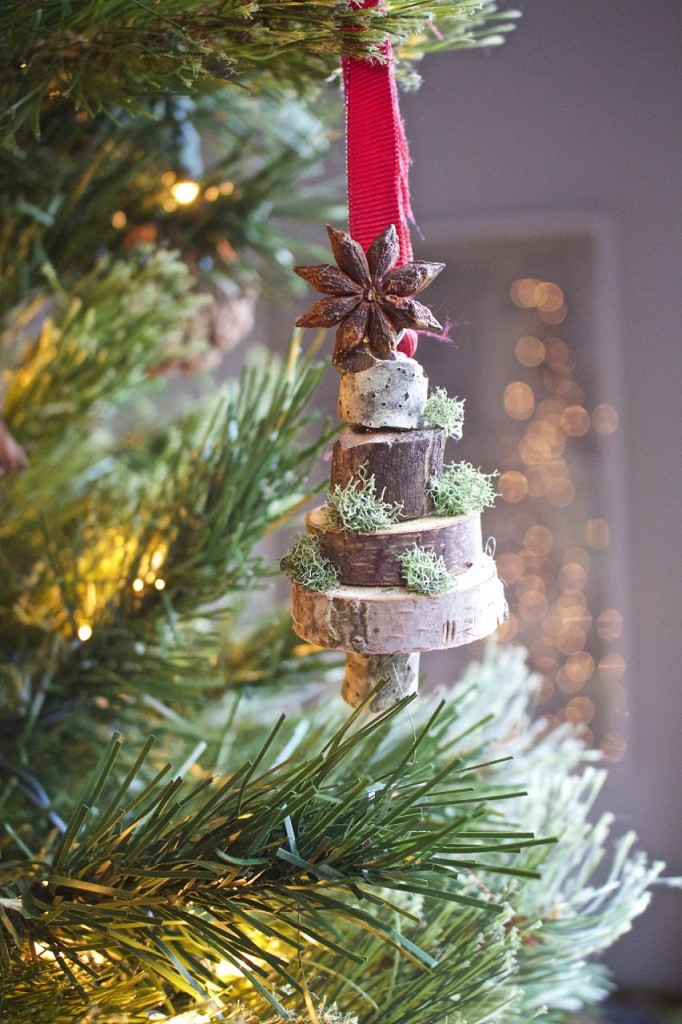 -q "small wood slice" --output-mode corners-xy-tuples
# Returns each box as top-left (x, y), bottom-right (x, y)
(291, 556), (507, 654)
(307, 506), (482, 586)
(342, 653), (420, 711)
(331, 426), (445, 520)
(338, 355), (428, 429)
